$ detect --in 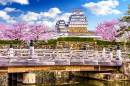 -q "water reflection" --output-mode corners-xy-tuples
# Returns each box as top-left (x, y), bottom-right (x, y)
(1, 72), (130, 86)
